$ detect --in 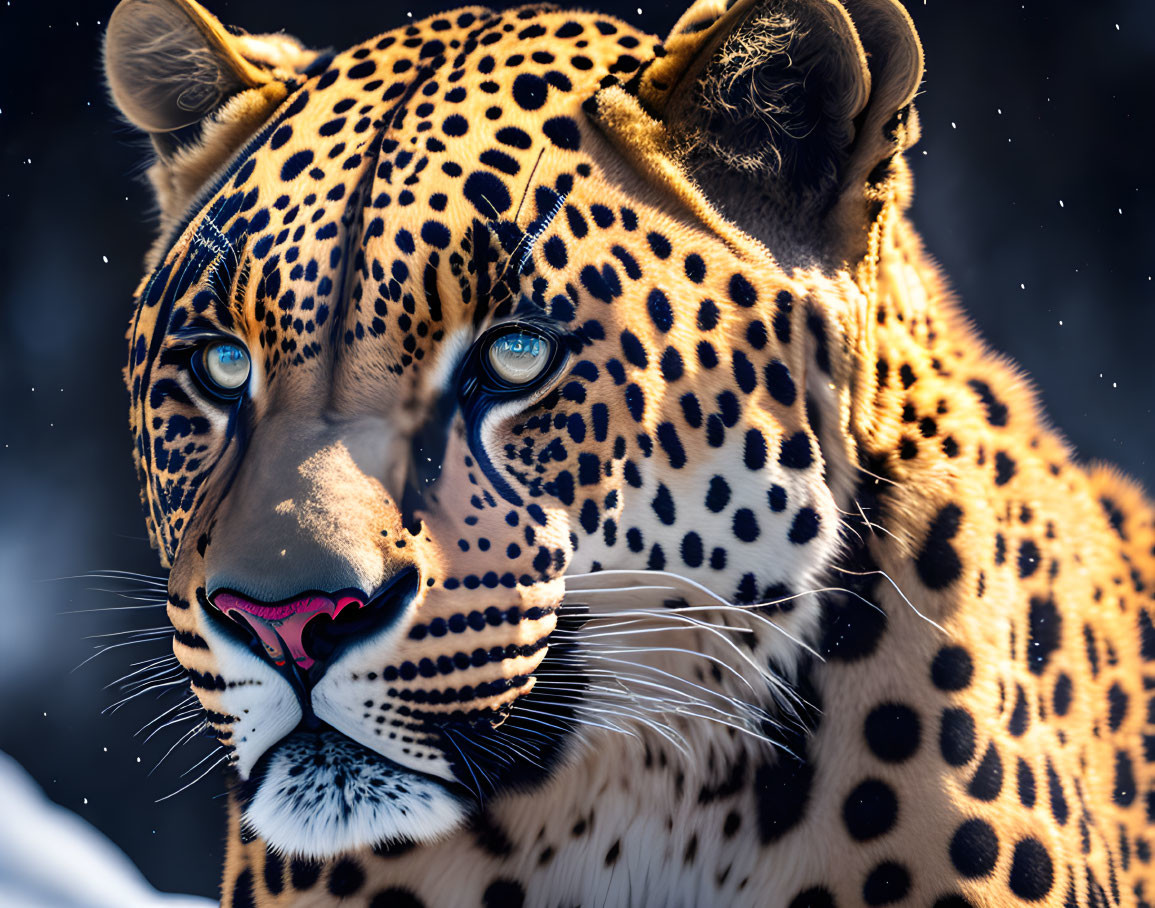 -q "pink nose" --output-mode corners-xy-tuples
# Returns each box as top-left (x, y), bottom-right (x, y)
(211, 591), (365, 670)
